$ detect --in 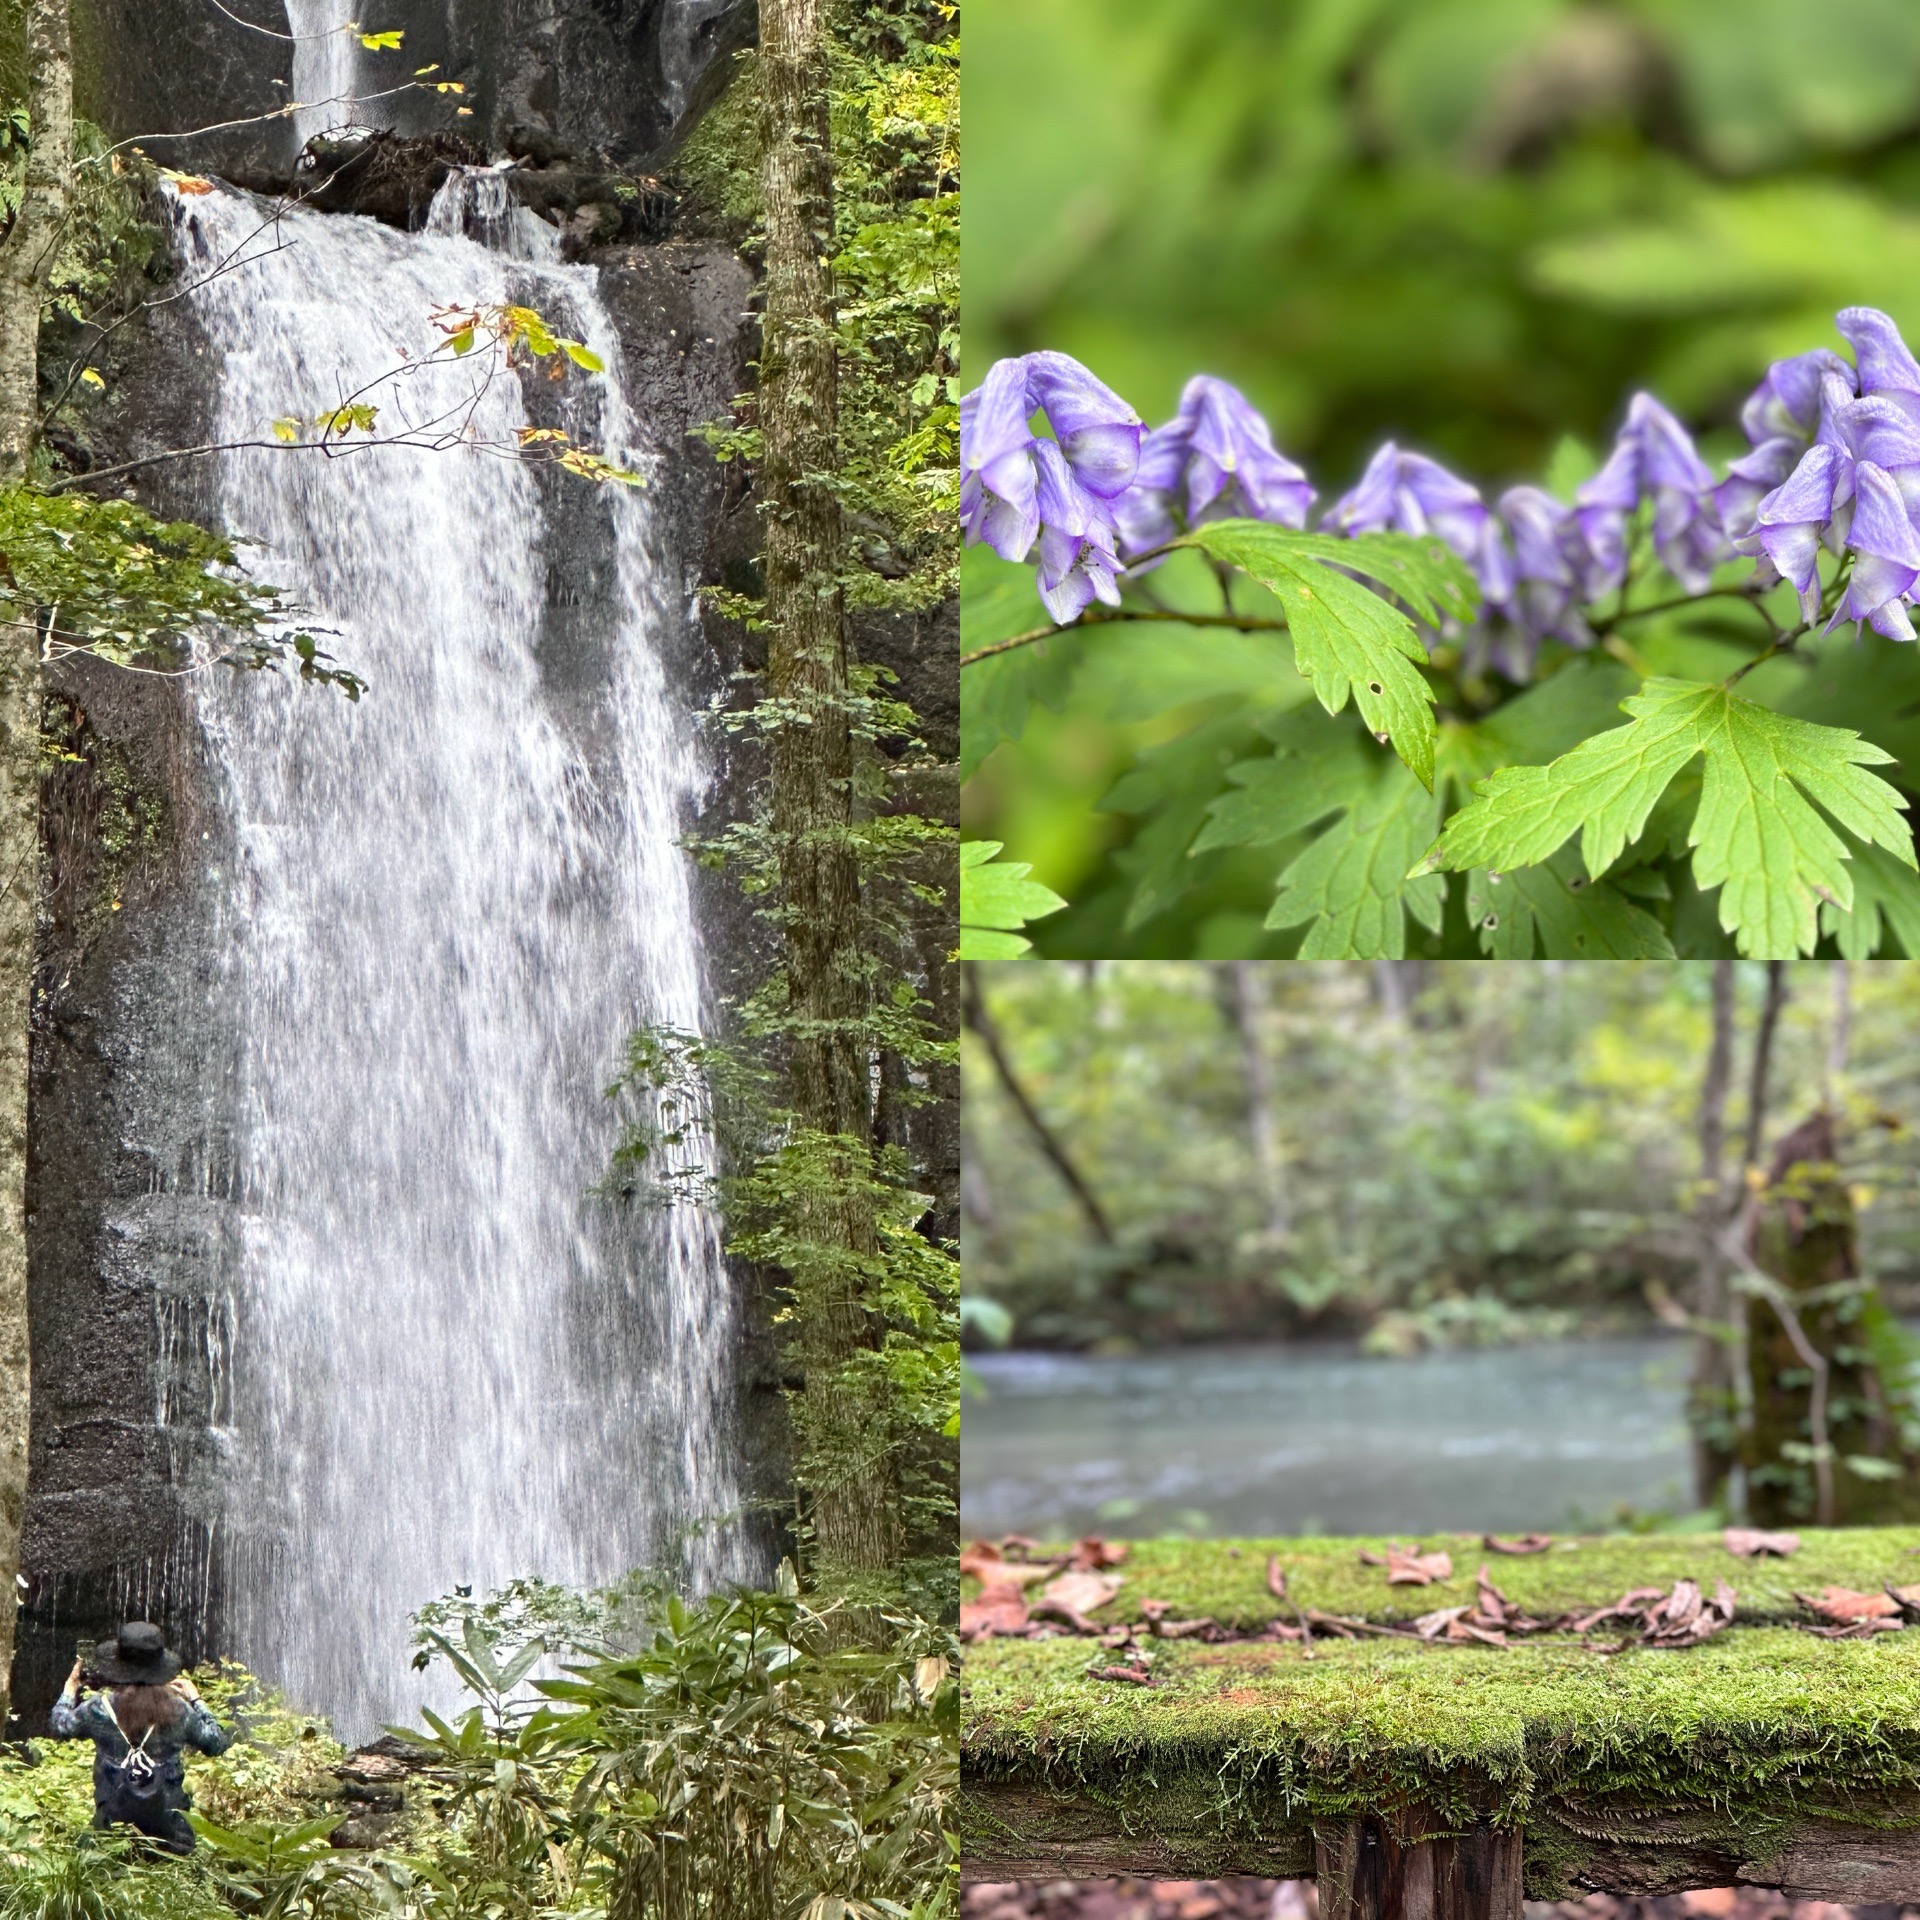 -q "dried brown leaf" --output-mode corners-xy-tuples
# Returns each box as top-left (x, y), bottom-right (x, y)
(1483, 1533), (1552, 1555)
(959, 1584), (1030, 1639)
(1043, 1569), (1124, 1616)
(1723, 1527), (1801, 1560)
(1069, 1537), (1130, 1570)
(1802, 1585), (1901, 1624)
(1384, 1546), (1454, 1586)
